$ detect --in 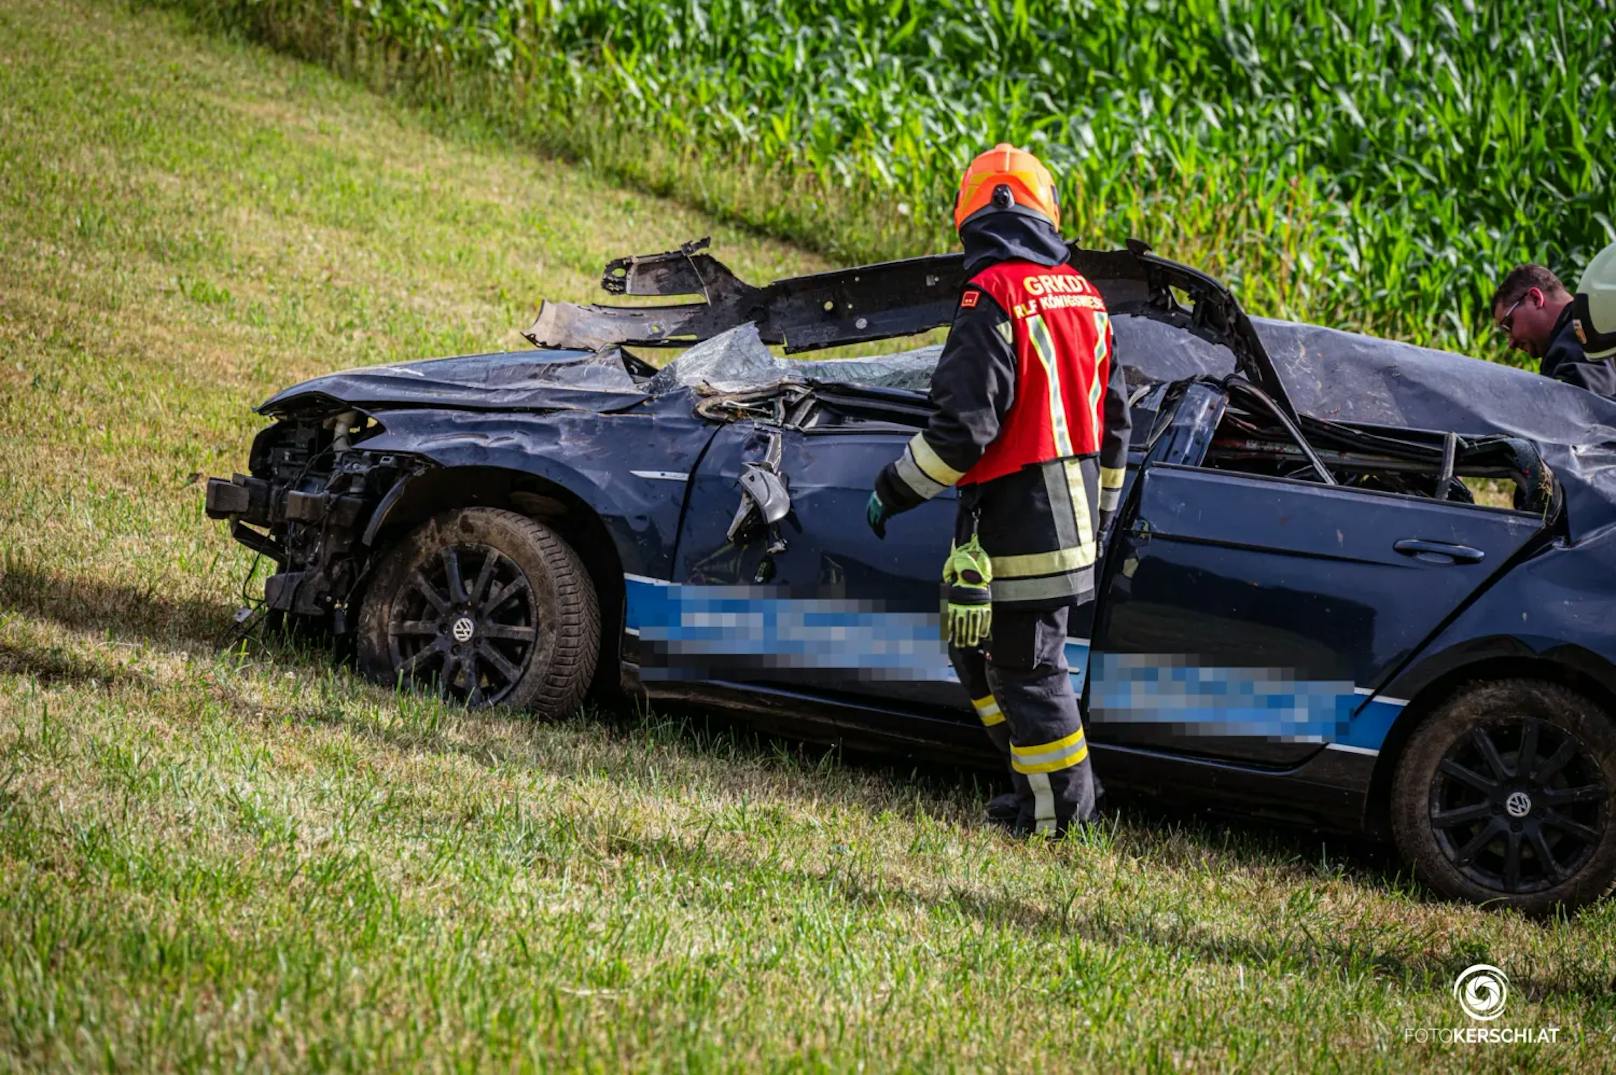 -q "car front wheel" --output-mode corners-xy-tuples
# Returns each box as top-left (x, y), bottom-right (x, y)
(358, 507), (599, 715)
(1391, 679), (1616, 914)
